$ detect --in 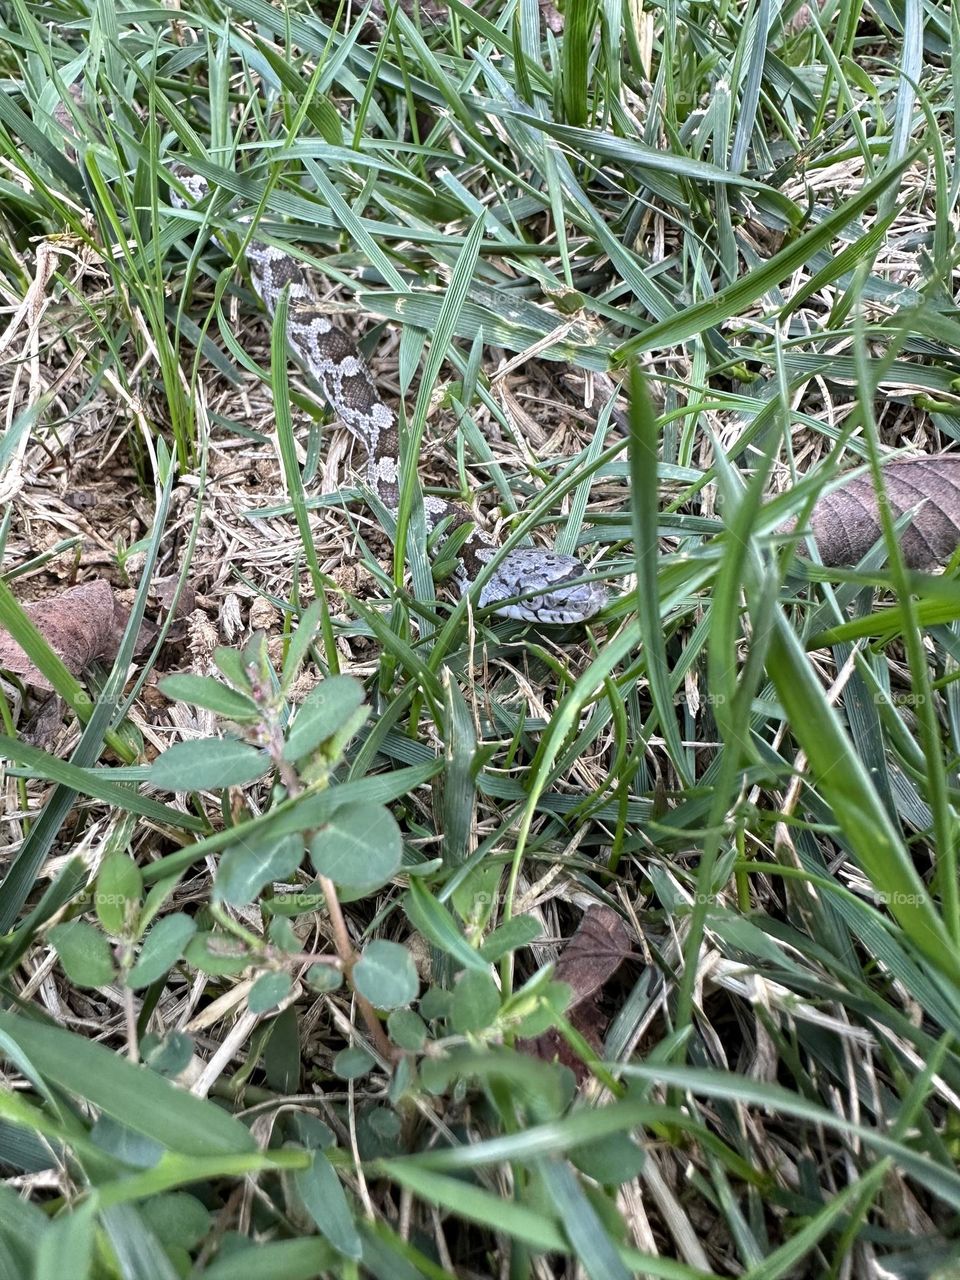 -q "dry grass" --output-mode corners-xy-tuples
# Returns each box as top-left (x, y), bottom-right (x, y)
(1, 1), (959, 1276)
